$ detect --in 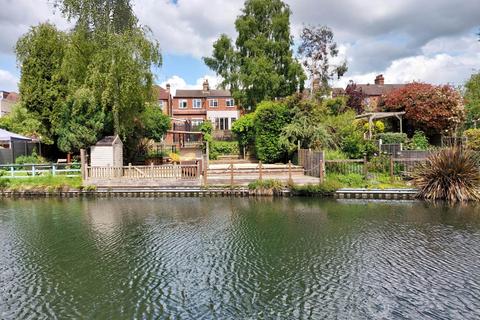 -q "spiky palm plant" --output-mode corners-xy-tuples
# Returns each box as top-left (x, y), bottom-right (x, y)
(411, 148), (480, 203)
